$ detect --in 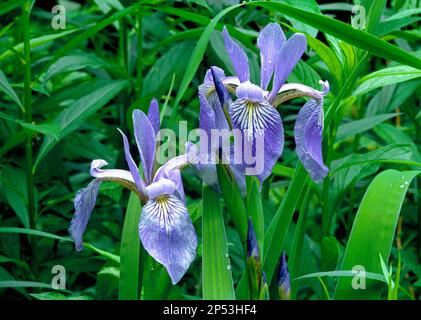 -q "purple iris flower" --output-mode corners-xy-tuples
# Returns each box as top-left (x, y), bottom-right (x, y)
(69, 99), (197, 284)
(201, 23), (329, 183)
